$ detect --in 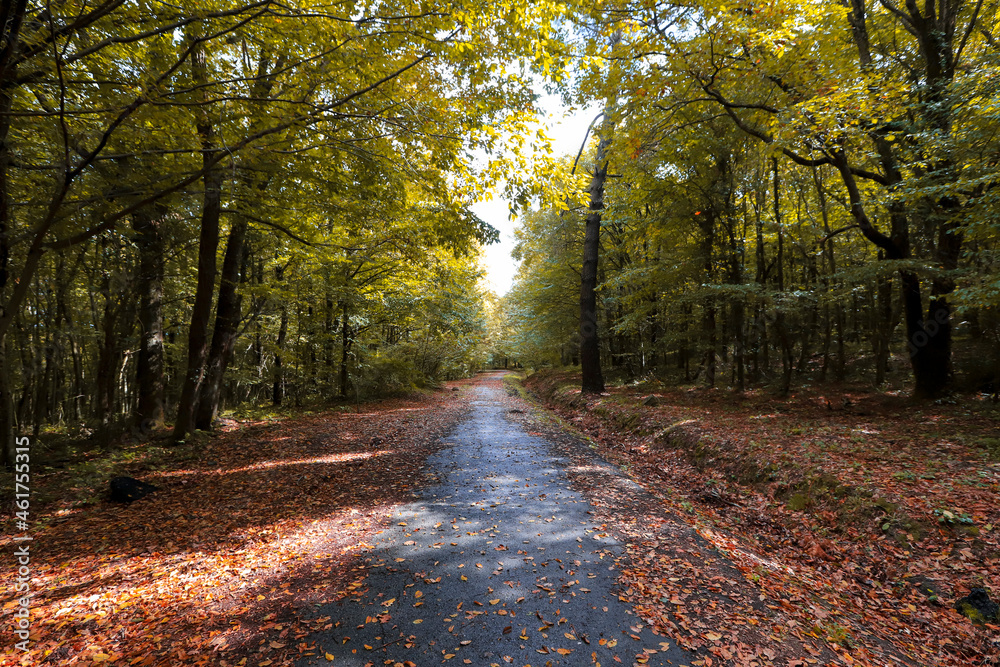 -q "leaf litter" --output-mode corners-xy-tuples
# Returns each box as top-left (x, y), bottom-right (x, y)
(0, 381), (475, 666)
(522, 370), (1000, 667)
